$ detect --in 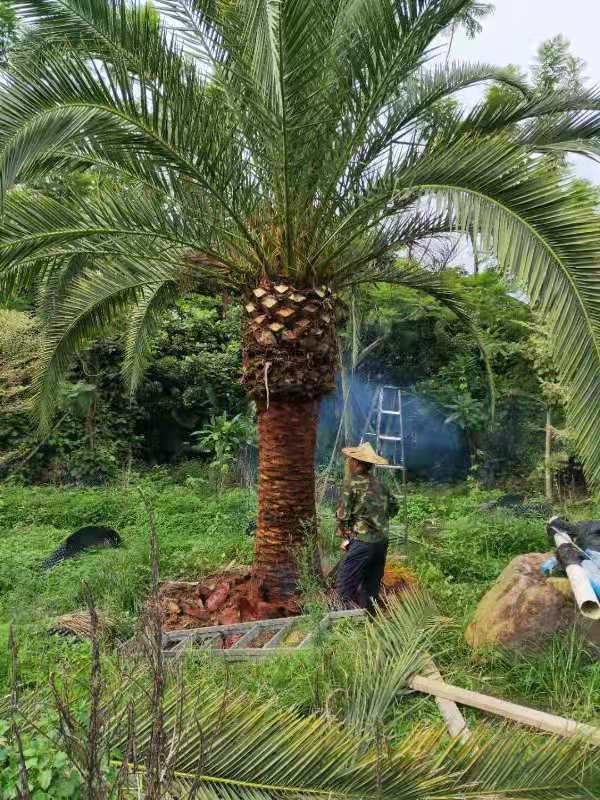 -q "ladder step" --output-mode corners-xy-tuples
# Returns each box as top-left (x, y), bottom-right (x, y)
(381, 409), (401, 415)
(231, 623), (262, 648)
(264, 621), (294, 648)
(378, 434), (403, 441)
